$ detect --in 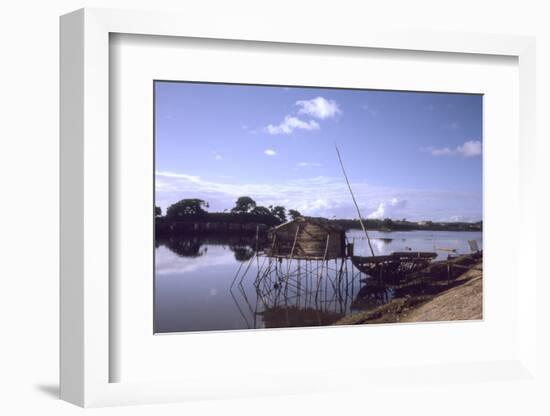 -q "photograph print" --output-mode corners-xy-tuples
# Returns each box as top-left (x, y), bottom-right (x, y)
(154, 81), (483, 333)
